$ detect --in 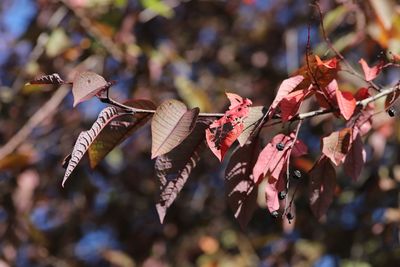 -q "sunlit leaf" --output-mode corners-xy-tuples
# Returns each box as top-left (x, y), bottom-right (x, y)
(62, 106), (140, 186)
(151, 99), (199, 159)
(321, 128), (352, 166)
(309, 156), (336, 219)
(155, 117), (213, 223)
(358, 58), (384, 81)
(88, 99), (156, 168)
(225, 139), (260, 228)
(270, 75), (304, 112)
(336, 89), (356, 120)
(72, 72), (115, 107)
(237, 106), (265, 146)
(206, 93), (252, 161)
